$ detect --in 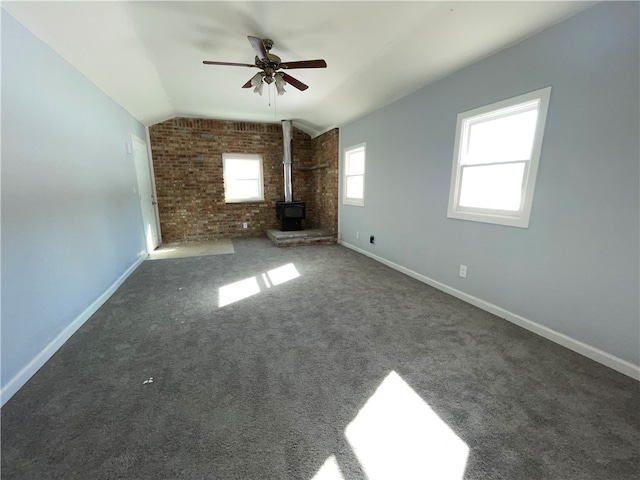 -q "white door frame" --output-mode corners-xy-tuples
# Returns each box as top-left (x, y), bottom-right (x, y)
(132, 130), (162, 252)
(145, 126), (162, 246)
